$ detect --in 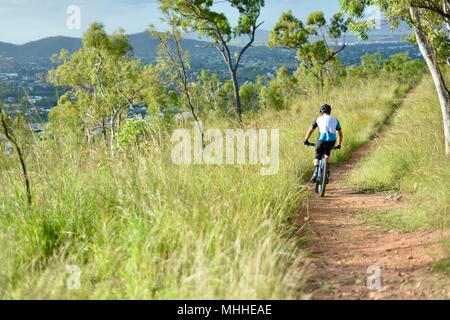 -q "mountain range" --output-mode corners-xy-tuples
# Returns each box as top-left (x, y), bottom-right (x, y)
(0, 33), (208, 62)
(0, 21), (412, 62)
